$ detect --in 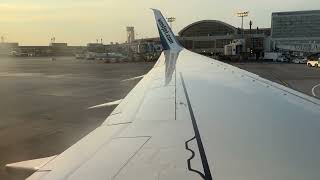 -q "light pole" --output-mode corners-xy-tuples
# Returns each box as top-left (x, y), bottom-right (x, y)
(237, 11), (249, 37)
(166, 17), (176, 30)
